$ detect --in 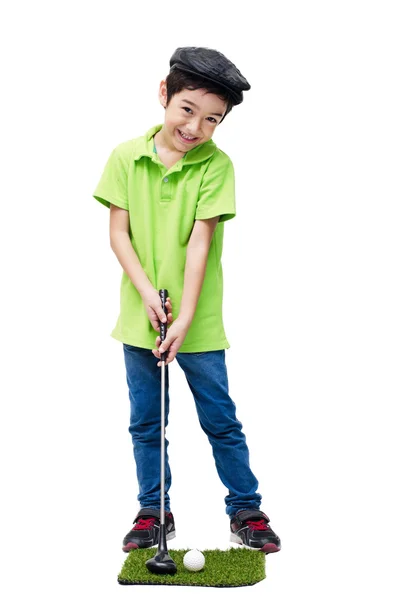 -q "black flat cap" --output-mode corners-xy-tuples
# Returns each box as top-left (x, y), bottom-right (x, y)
(169, 47), (250, 105)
